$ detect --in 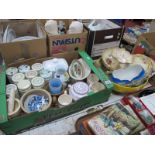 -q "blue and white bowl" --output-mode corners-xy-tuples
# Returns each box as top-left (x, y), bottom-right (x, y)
(111, 65), (145, 86)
